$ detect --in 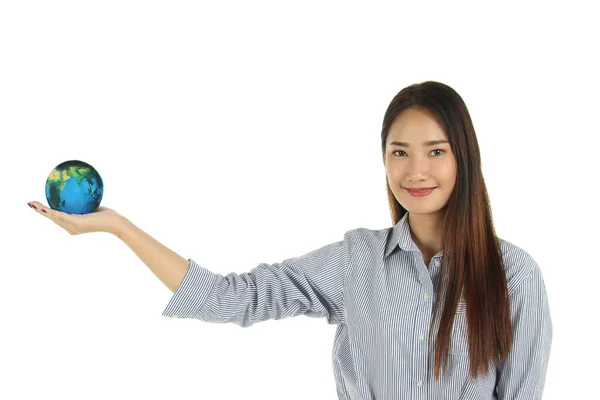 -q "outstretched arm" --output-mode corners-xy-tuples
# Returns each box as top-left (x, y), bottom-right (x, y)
(28, 201), (354, 328)
(113, 213), (354, 327)
(114, 216), (190, 293)
(161, 231), (354, 327)
(27, 201), (191, 293)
